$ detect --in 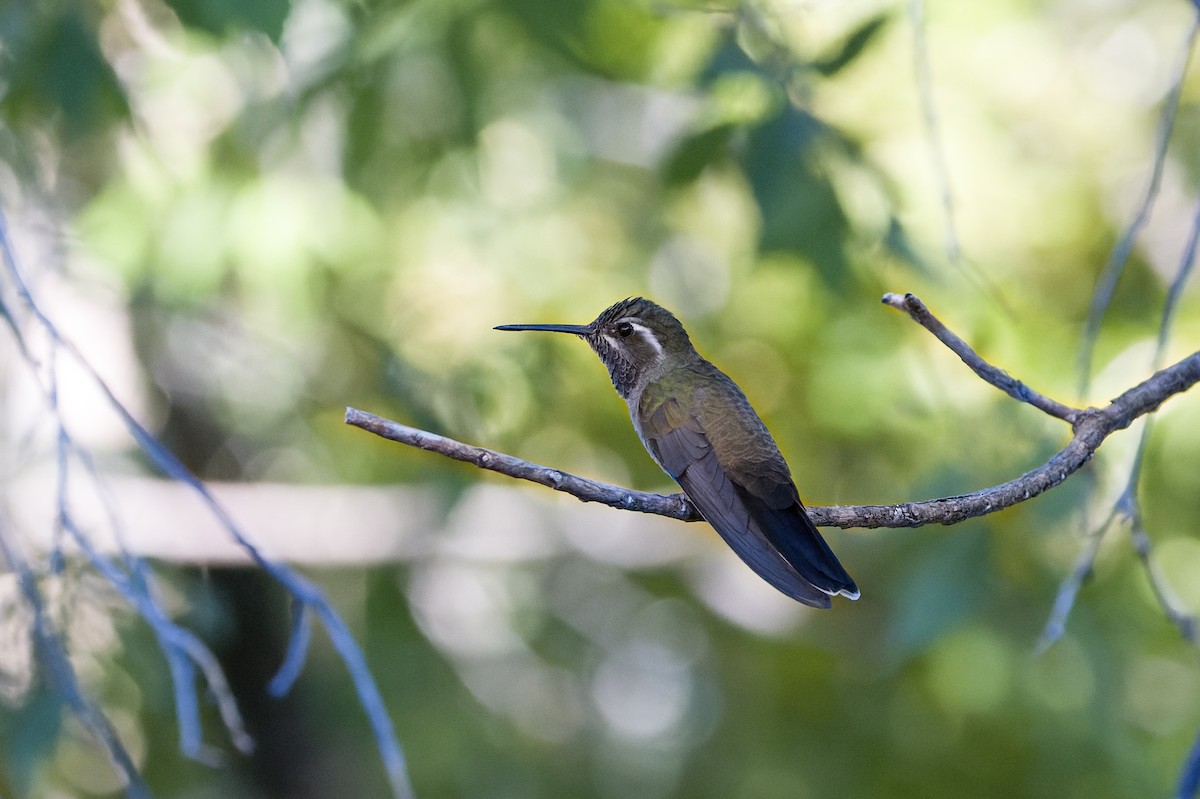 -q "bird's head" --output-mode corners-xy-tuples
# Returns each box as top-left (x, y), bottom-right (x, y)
(496, 297), (695, 397)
